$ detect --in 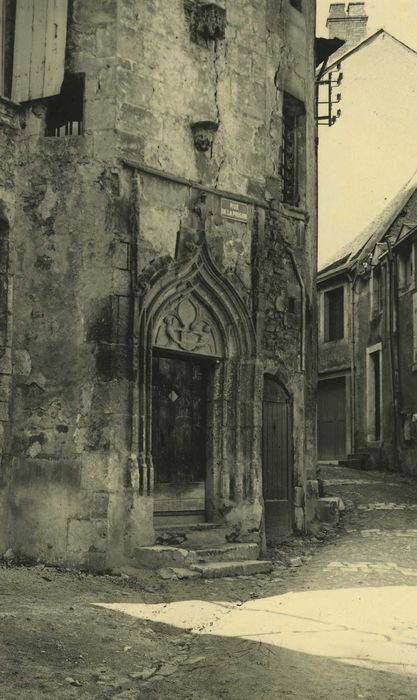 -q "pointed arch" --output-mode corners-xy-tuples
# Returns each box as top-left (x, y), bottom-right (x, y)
(138, 242), (256, 360)
(131, 243), (259, 501)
